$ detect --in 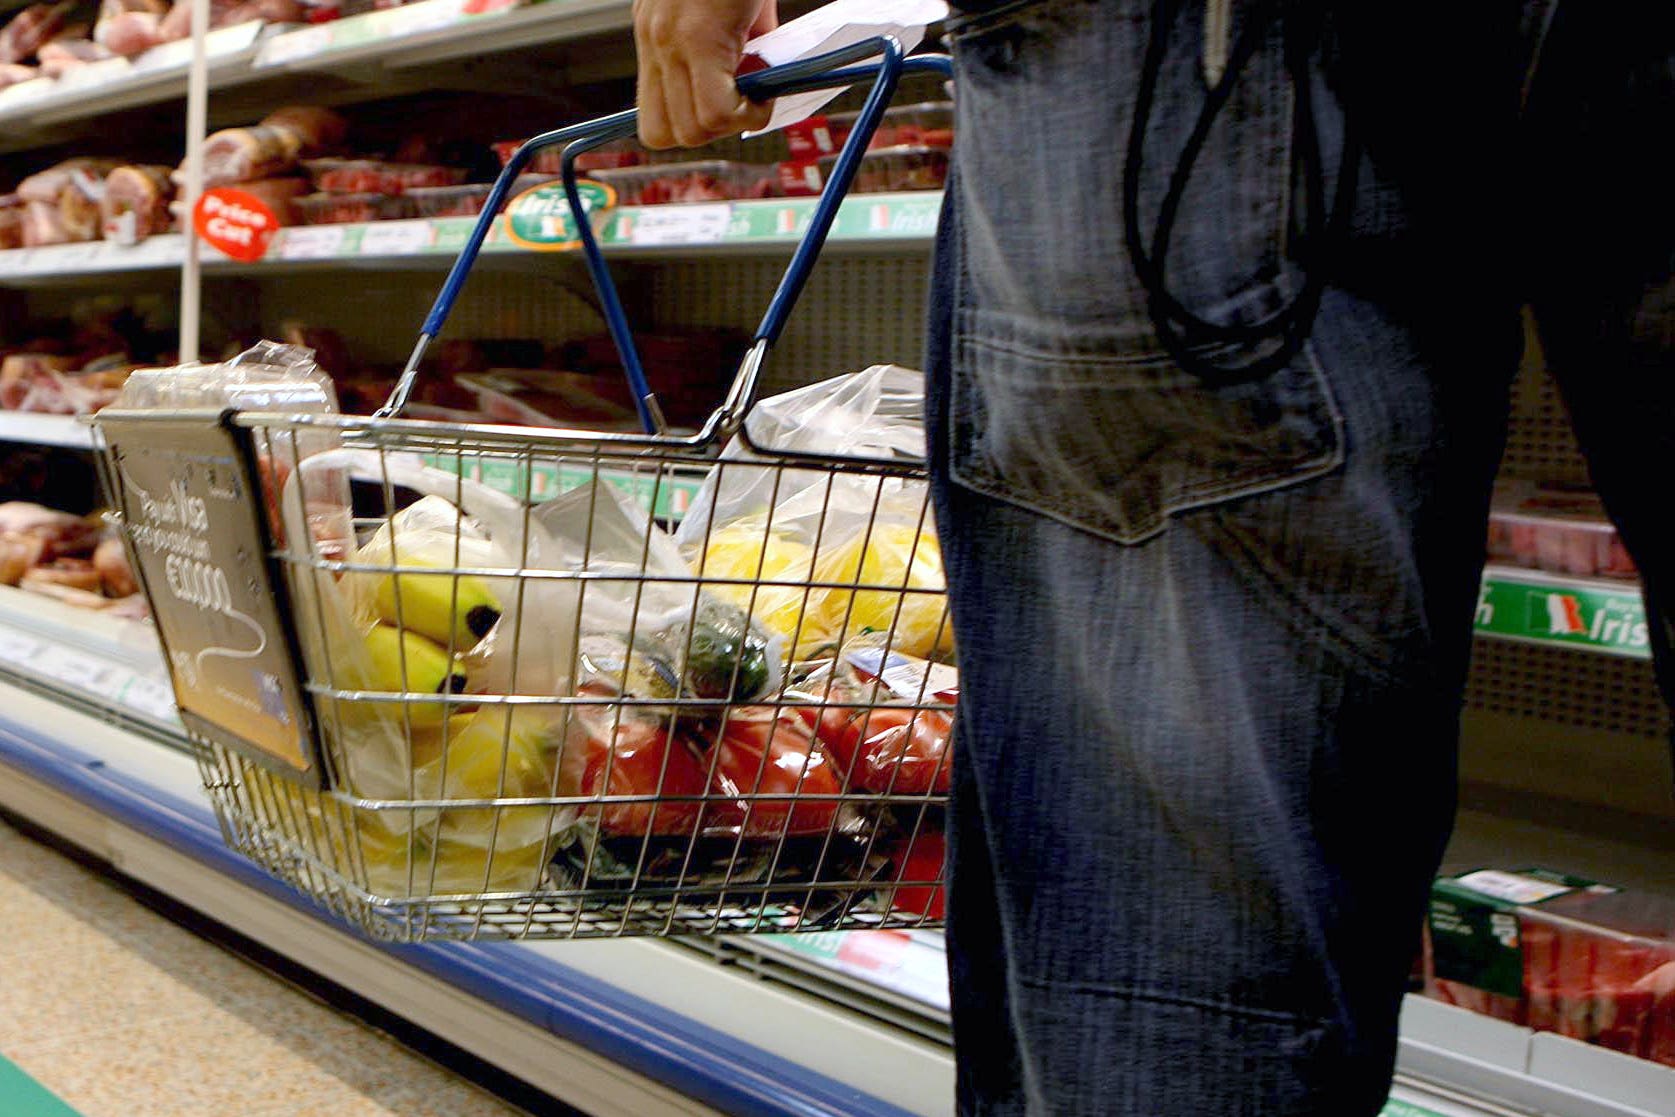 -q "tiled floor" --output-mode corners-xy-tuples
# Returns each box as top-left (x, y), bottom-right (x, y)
(0, 816), (531, 1117)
